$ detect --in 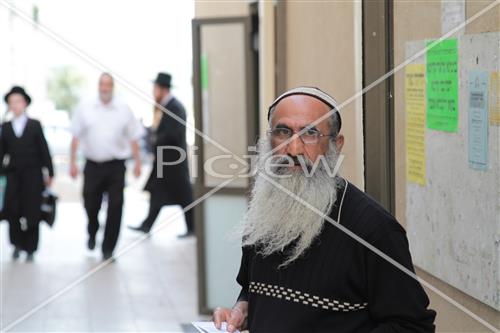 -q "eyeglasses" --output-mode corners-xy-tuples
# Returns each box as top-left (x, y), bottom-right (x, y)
(267, 127), (335, 145)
